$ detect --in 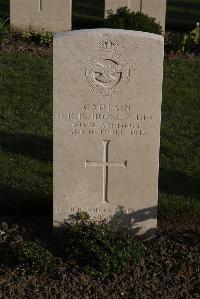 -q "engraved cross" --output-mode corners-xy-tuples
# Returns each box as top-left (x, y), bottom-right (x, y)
(140, 0), (143, 13)
(85, 140), (127, 204)
(38, 0), (42, 12)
